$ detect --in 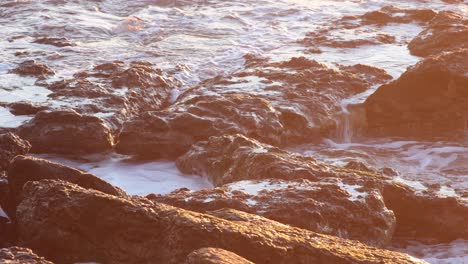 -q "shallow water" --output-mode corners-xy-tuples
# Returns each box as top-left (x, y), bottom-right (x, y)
(1, 0), (467, 262)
